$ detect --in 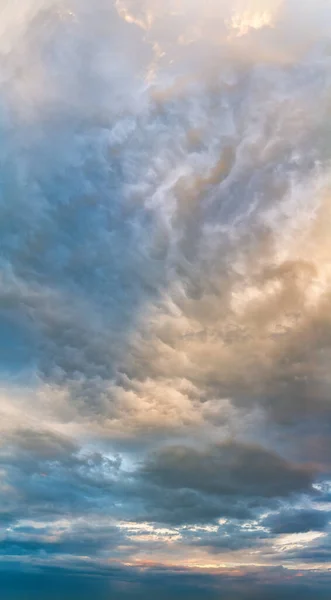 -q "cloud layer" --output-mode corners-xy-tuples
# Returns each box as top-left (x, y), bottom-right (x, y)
(1, 0), (331, 597)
